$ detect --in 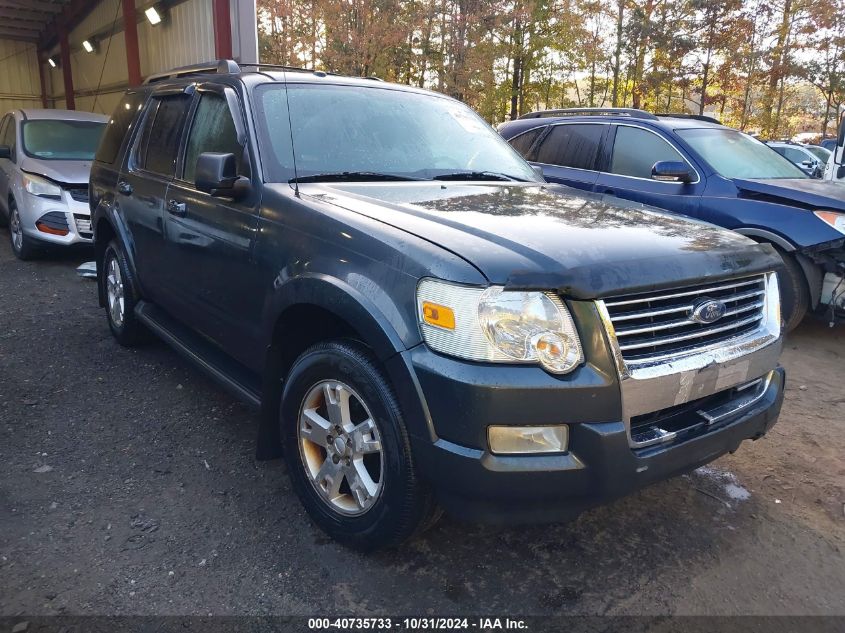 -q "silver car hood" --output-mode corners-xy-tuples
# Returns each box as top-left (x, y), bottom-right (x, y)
(20, 156), (93, 186)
